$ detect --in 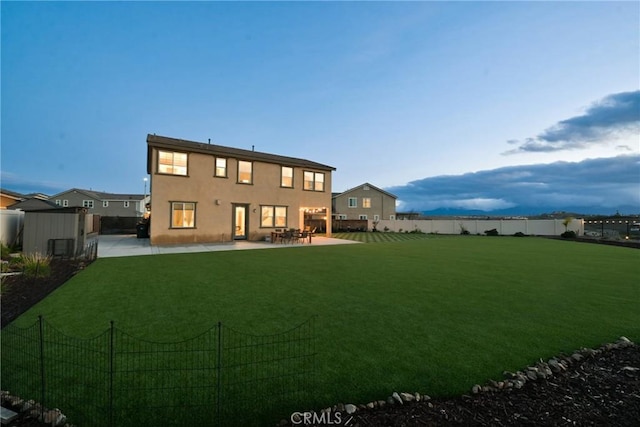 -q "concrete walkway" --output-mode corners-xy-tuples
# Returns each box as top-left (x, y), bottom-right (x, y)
(97, 234), (359, 258)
